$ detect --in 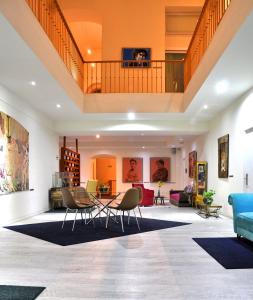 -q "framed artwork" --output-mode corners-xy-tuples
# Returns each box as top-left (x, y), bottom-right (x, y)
(218, 134), (229, 178)
(122, 157), (143, 183)
(189, 151), (197, 178)
(0, 111), (29, 194)
(122, 48), (151, 67)
(150, 157), (170, 182)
